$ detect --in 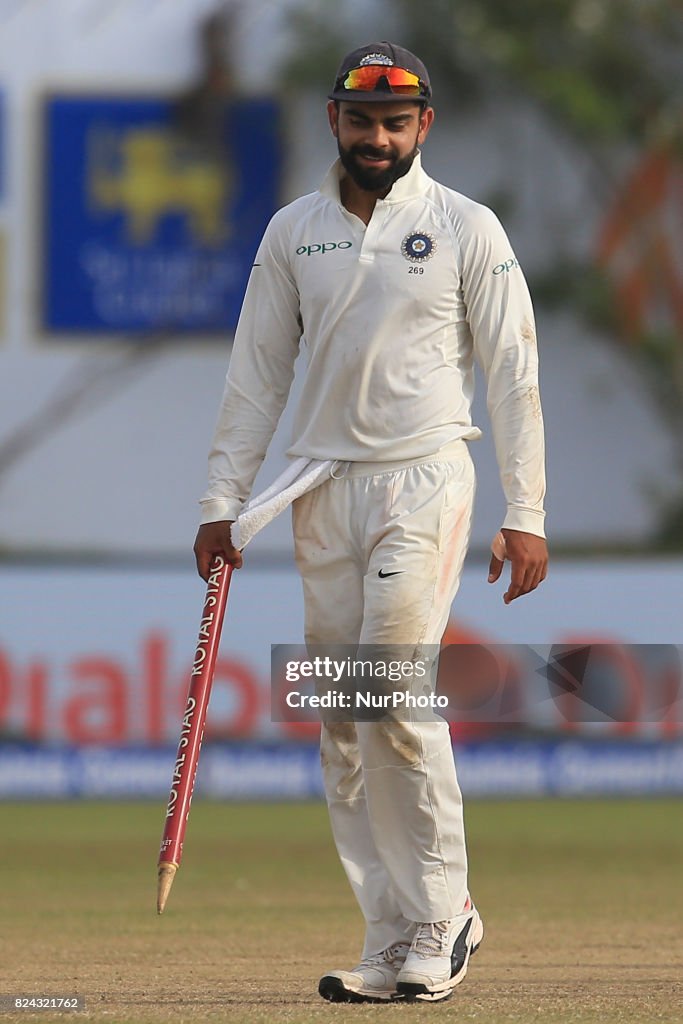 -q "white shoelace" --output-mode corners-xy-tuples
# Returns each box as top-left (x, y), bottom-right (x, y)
(410, 921), (453, 958)
(358, 943), (409, 970)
